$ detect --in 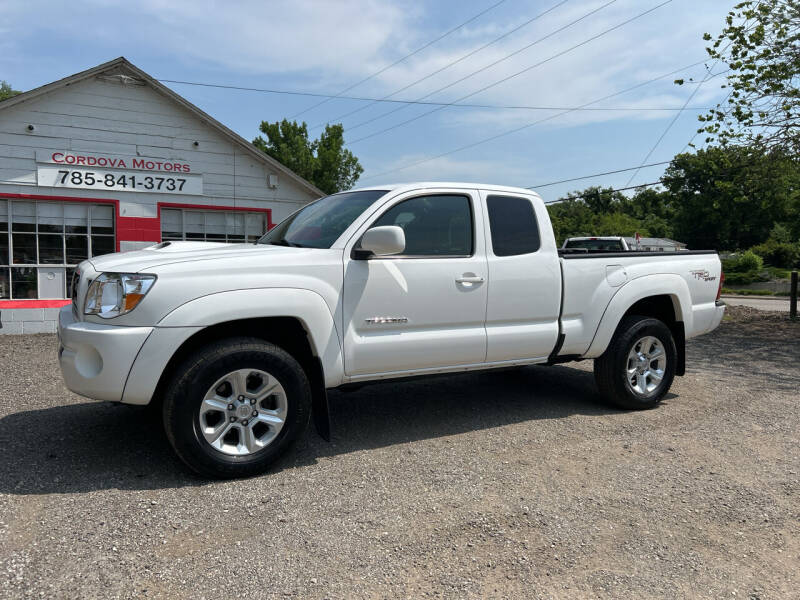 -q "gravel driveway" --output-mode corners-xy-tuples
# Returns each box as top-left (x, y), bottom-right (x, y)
(721, 295), (791, 312)
(1, 307), (798, 599)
